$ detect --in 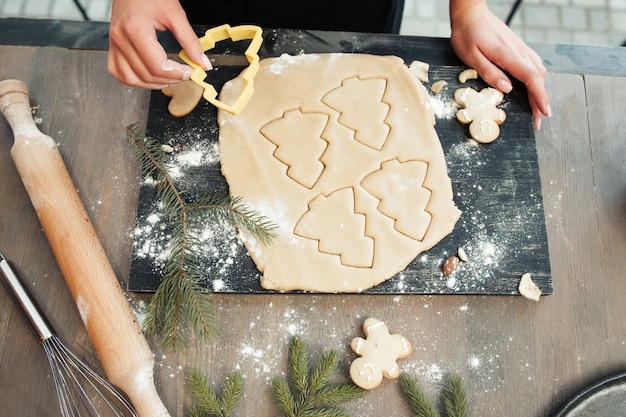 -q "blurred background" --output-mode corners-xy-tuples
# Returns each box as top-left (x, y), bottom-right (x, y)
(1, 0), (625, 46)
